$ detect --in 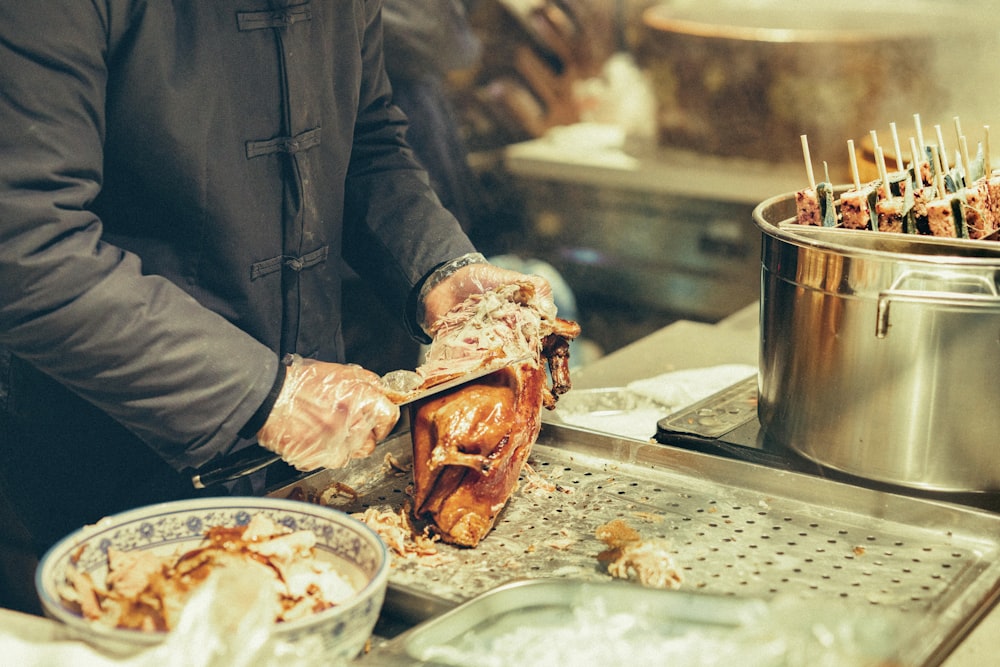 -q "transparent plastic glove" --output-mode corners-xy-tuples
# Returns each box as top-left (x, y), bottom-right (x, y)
(256, 355), (400, 471)
(419, 253), (555, 335)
